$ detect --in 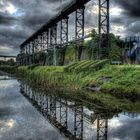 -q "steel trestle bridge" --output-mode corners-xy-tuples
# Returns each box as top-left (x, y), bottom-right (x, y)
(18, 0), (110, 66)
